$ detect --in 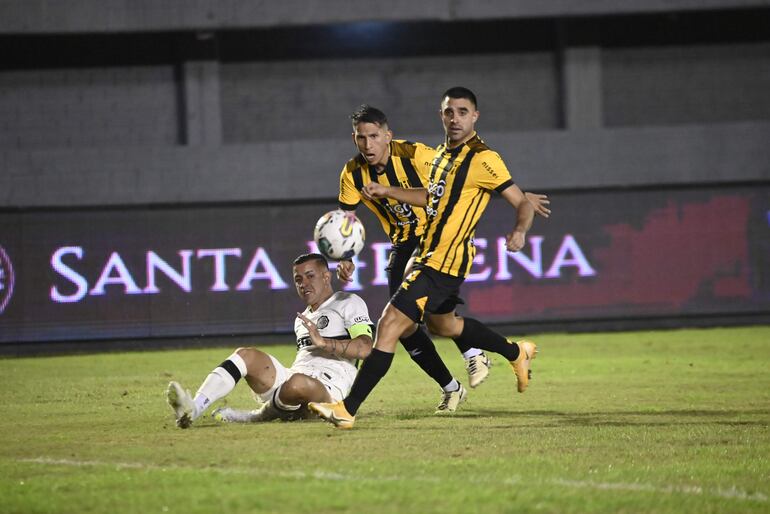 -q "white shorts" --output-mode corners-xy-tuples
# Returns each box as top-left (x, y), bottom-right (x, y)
(256, 354), (357, 404)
